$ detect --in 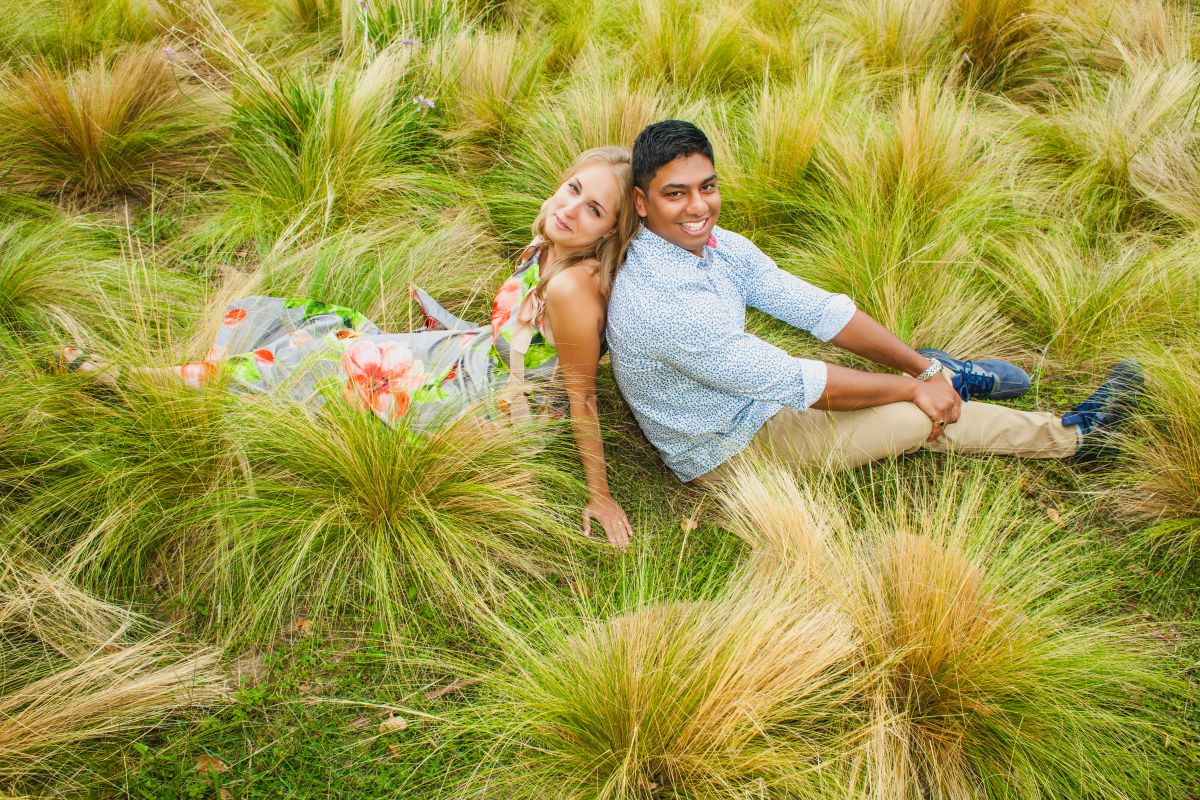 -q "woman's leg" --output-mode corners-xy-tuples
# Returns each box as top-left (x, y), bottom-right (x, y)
(61, 347), (219, 390)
